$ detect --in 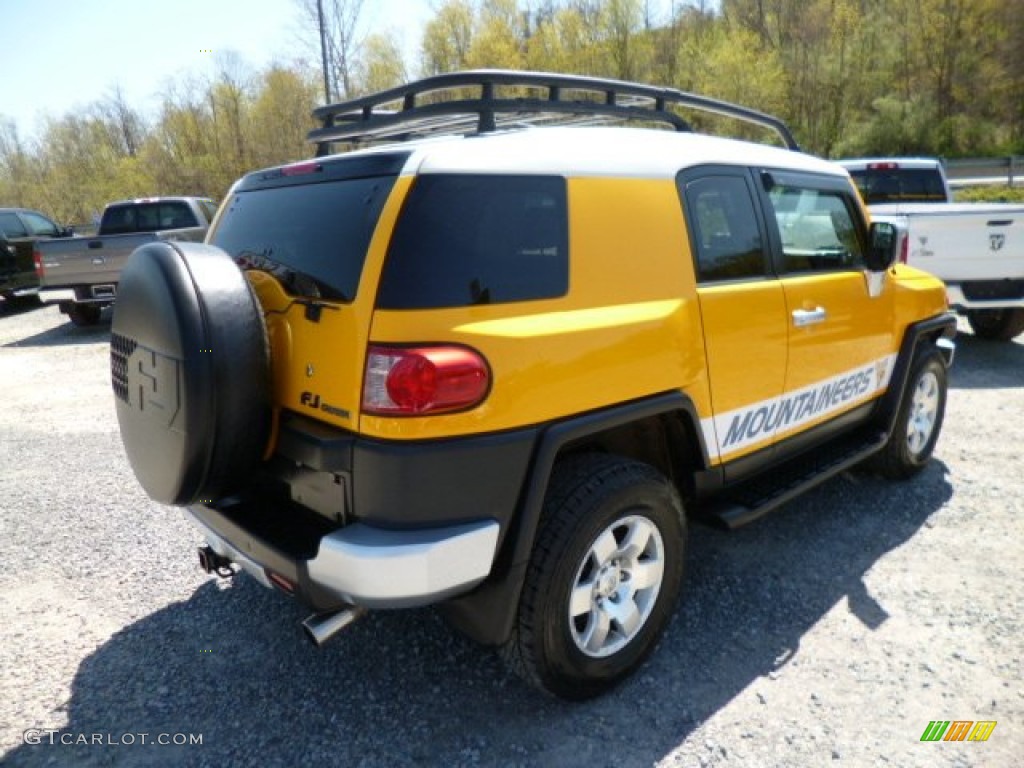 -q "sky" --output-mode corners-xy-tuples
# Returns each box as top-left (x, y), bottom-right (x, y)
(1, 0), (689, 142)
(0, 0), (433, 140)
